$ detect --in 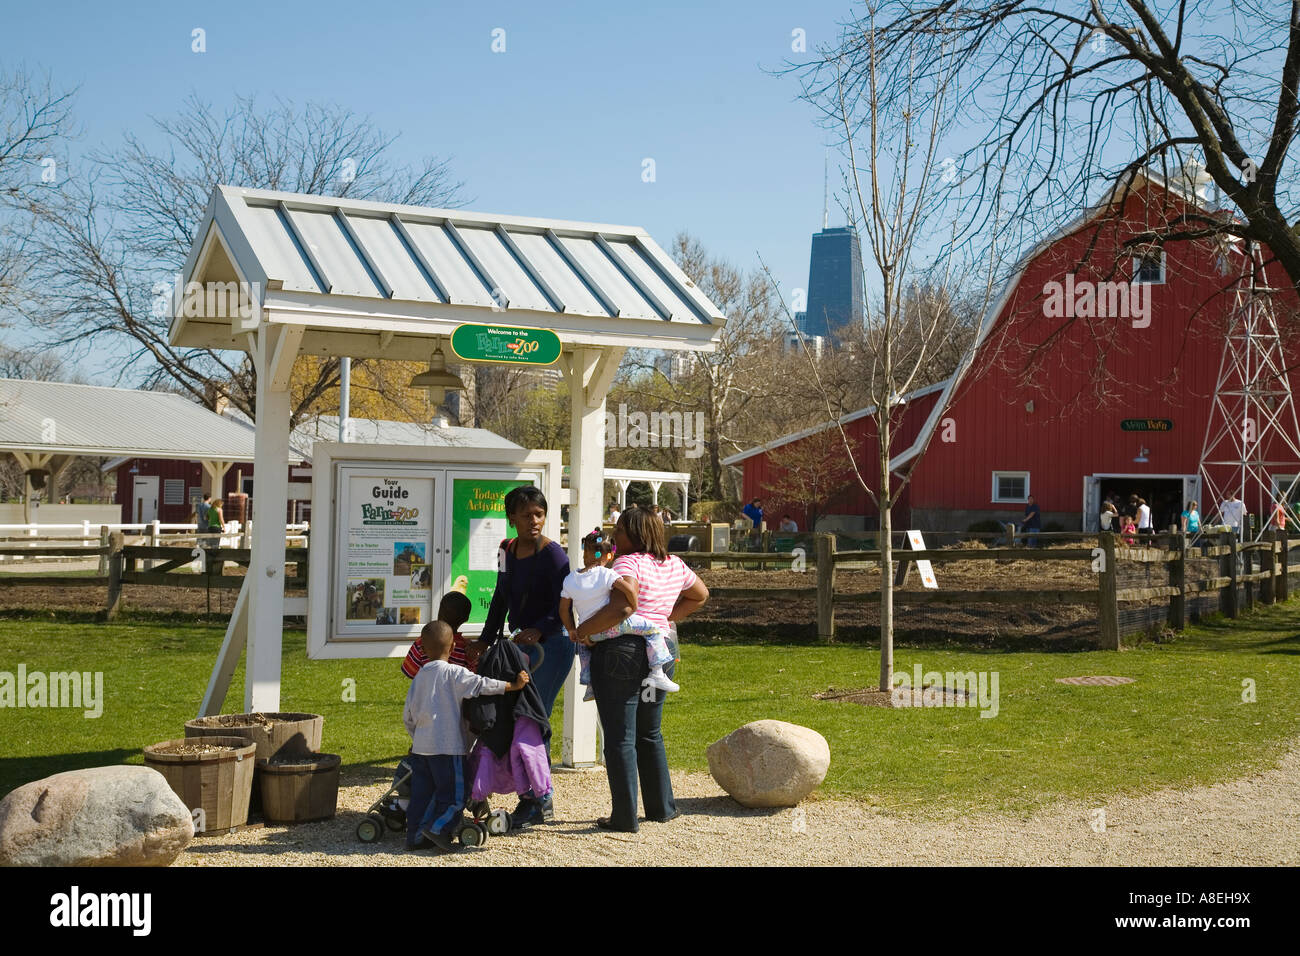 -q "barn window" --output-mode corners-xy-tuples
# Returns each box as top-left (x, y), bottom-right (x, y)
(163, 479), (185, 505)
(992, 471), (1030, 502)
(1132, 250), (1165, 284)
